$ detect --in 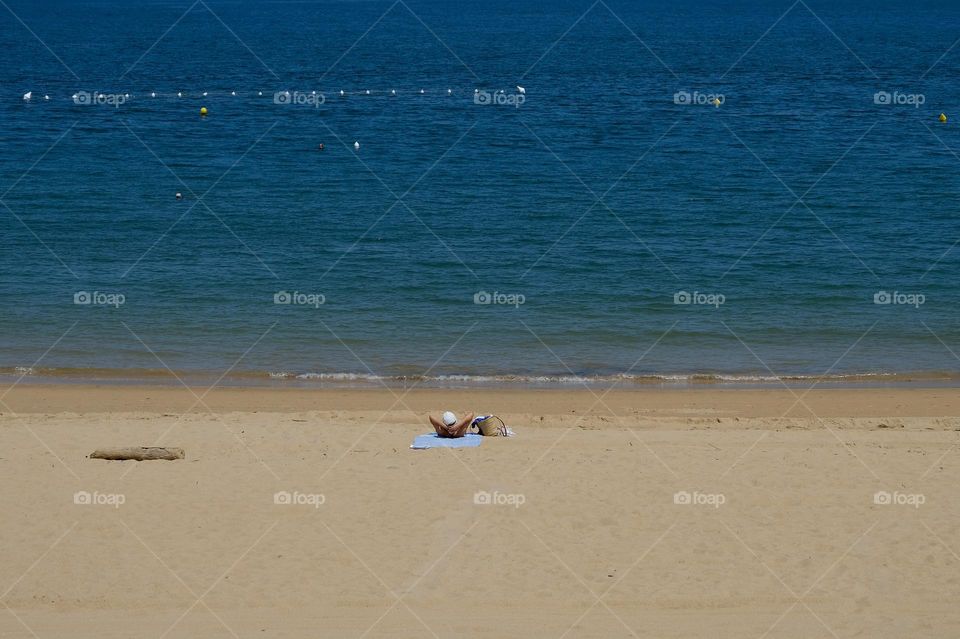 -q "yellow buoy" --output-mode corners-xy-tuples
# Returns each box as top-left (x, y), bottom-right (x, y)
(200, 106), (208, 116)
(711, 97), (721, 107)
(940, 113), (947, 123)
